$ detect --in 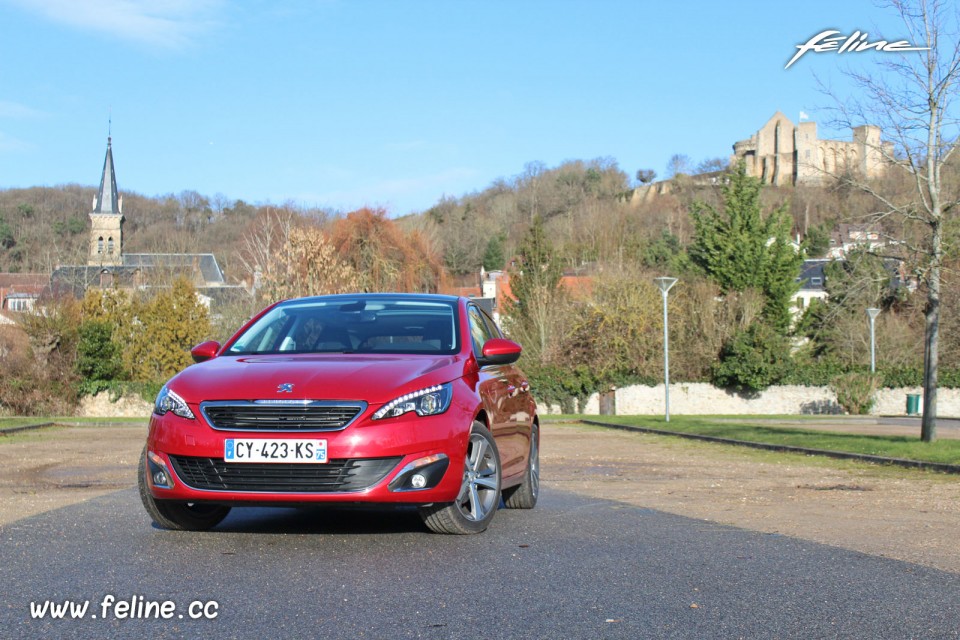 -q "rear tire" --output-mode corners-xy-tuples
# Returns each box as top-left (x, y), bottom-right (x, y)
(138, 447), (231, 531)
(420, 422), (501, 534)
(503, 423), (539, 509)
